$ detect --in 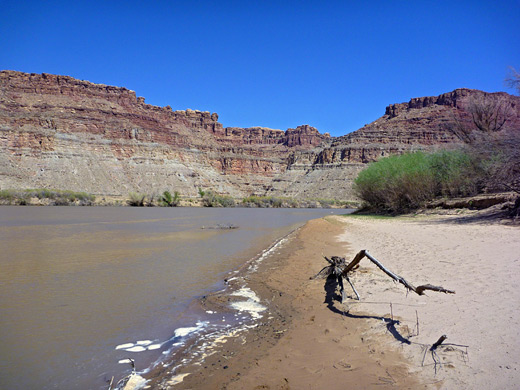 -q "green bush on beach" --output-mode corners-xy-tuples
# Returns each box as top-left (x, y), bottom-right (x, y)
(353, 150), (488, 212)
